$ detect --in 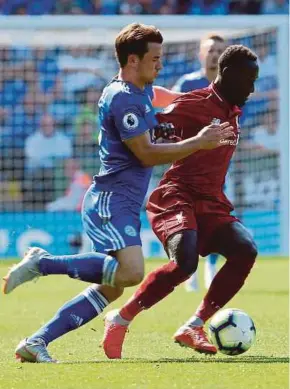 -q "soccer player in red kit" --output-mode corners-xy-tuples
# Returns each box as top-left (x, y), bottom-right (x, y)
(102, 45), (259, 358)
